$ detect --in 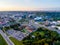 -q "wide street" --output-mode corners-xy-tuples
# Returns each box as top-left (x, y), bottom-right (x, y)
(0, 30), (14, 45)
